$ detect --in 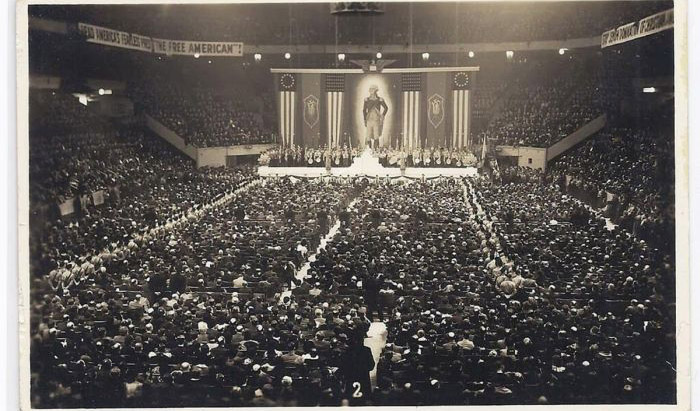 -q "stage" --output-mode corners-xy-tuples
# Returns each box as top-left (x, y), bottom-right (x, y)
(258, 149), (478, 178)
